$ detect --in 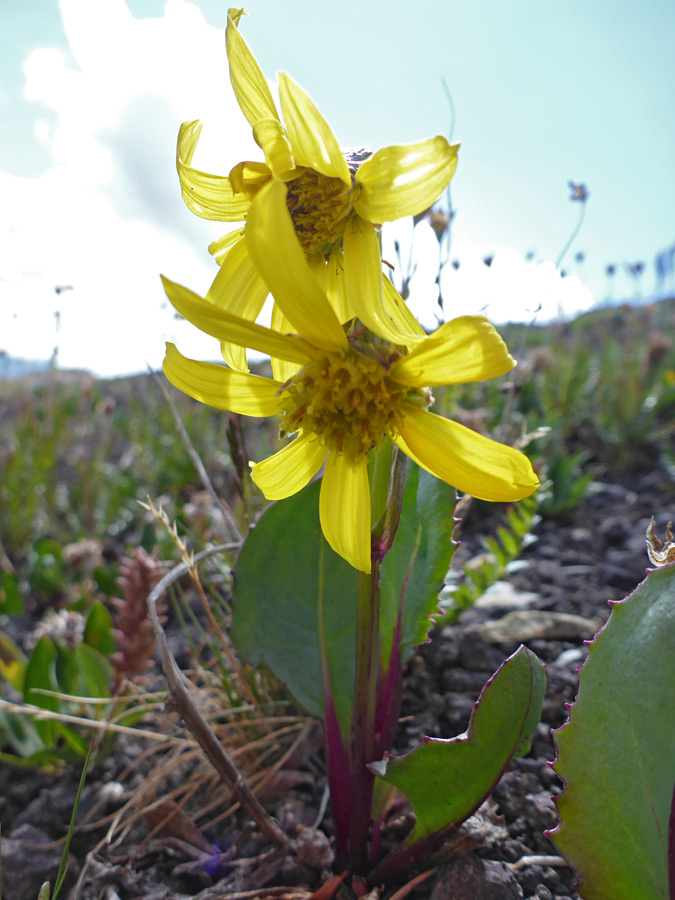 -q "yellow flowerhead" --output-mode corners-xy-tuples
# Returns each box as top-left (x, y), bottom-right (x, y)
(161, 220), (539, 574)
(177, 8), (459, 370)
